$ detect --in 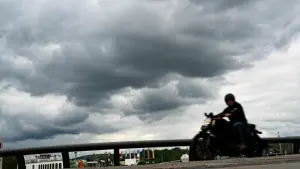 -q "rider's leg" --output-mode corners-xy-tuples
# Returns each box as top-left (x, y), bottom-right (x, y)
(233, 122), (246, 147)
